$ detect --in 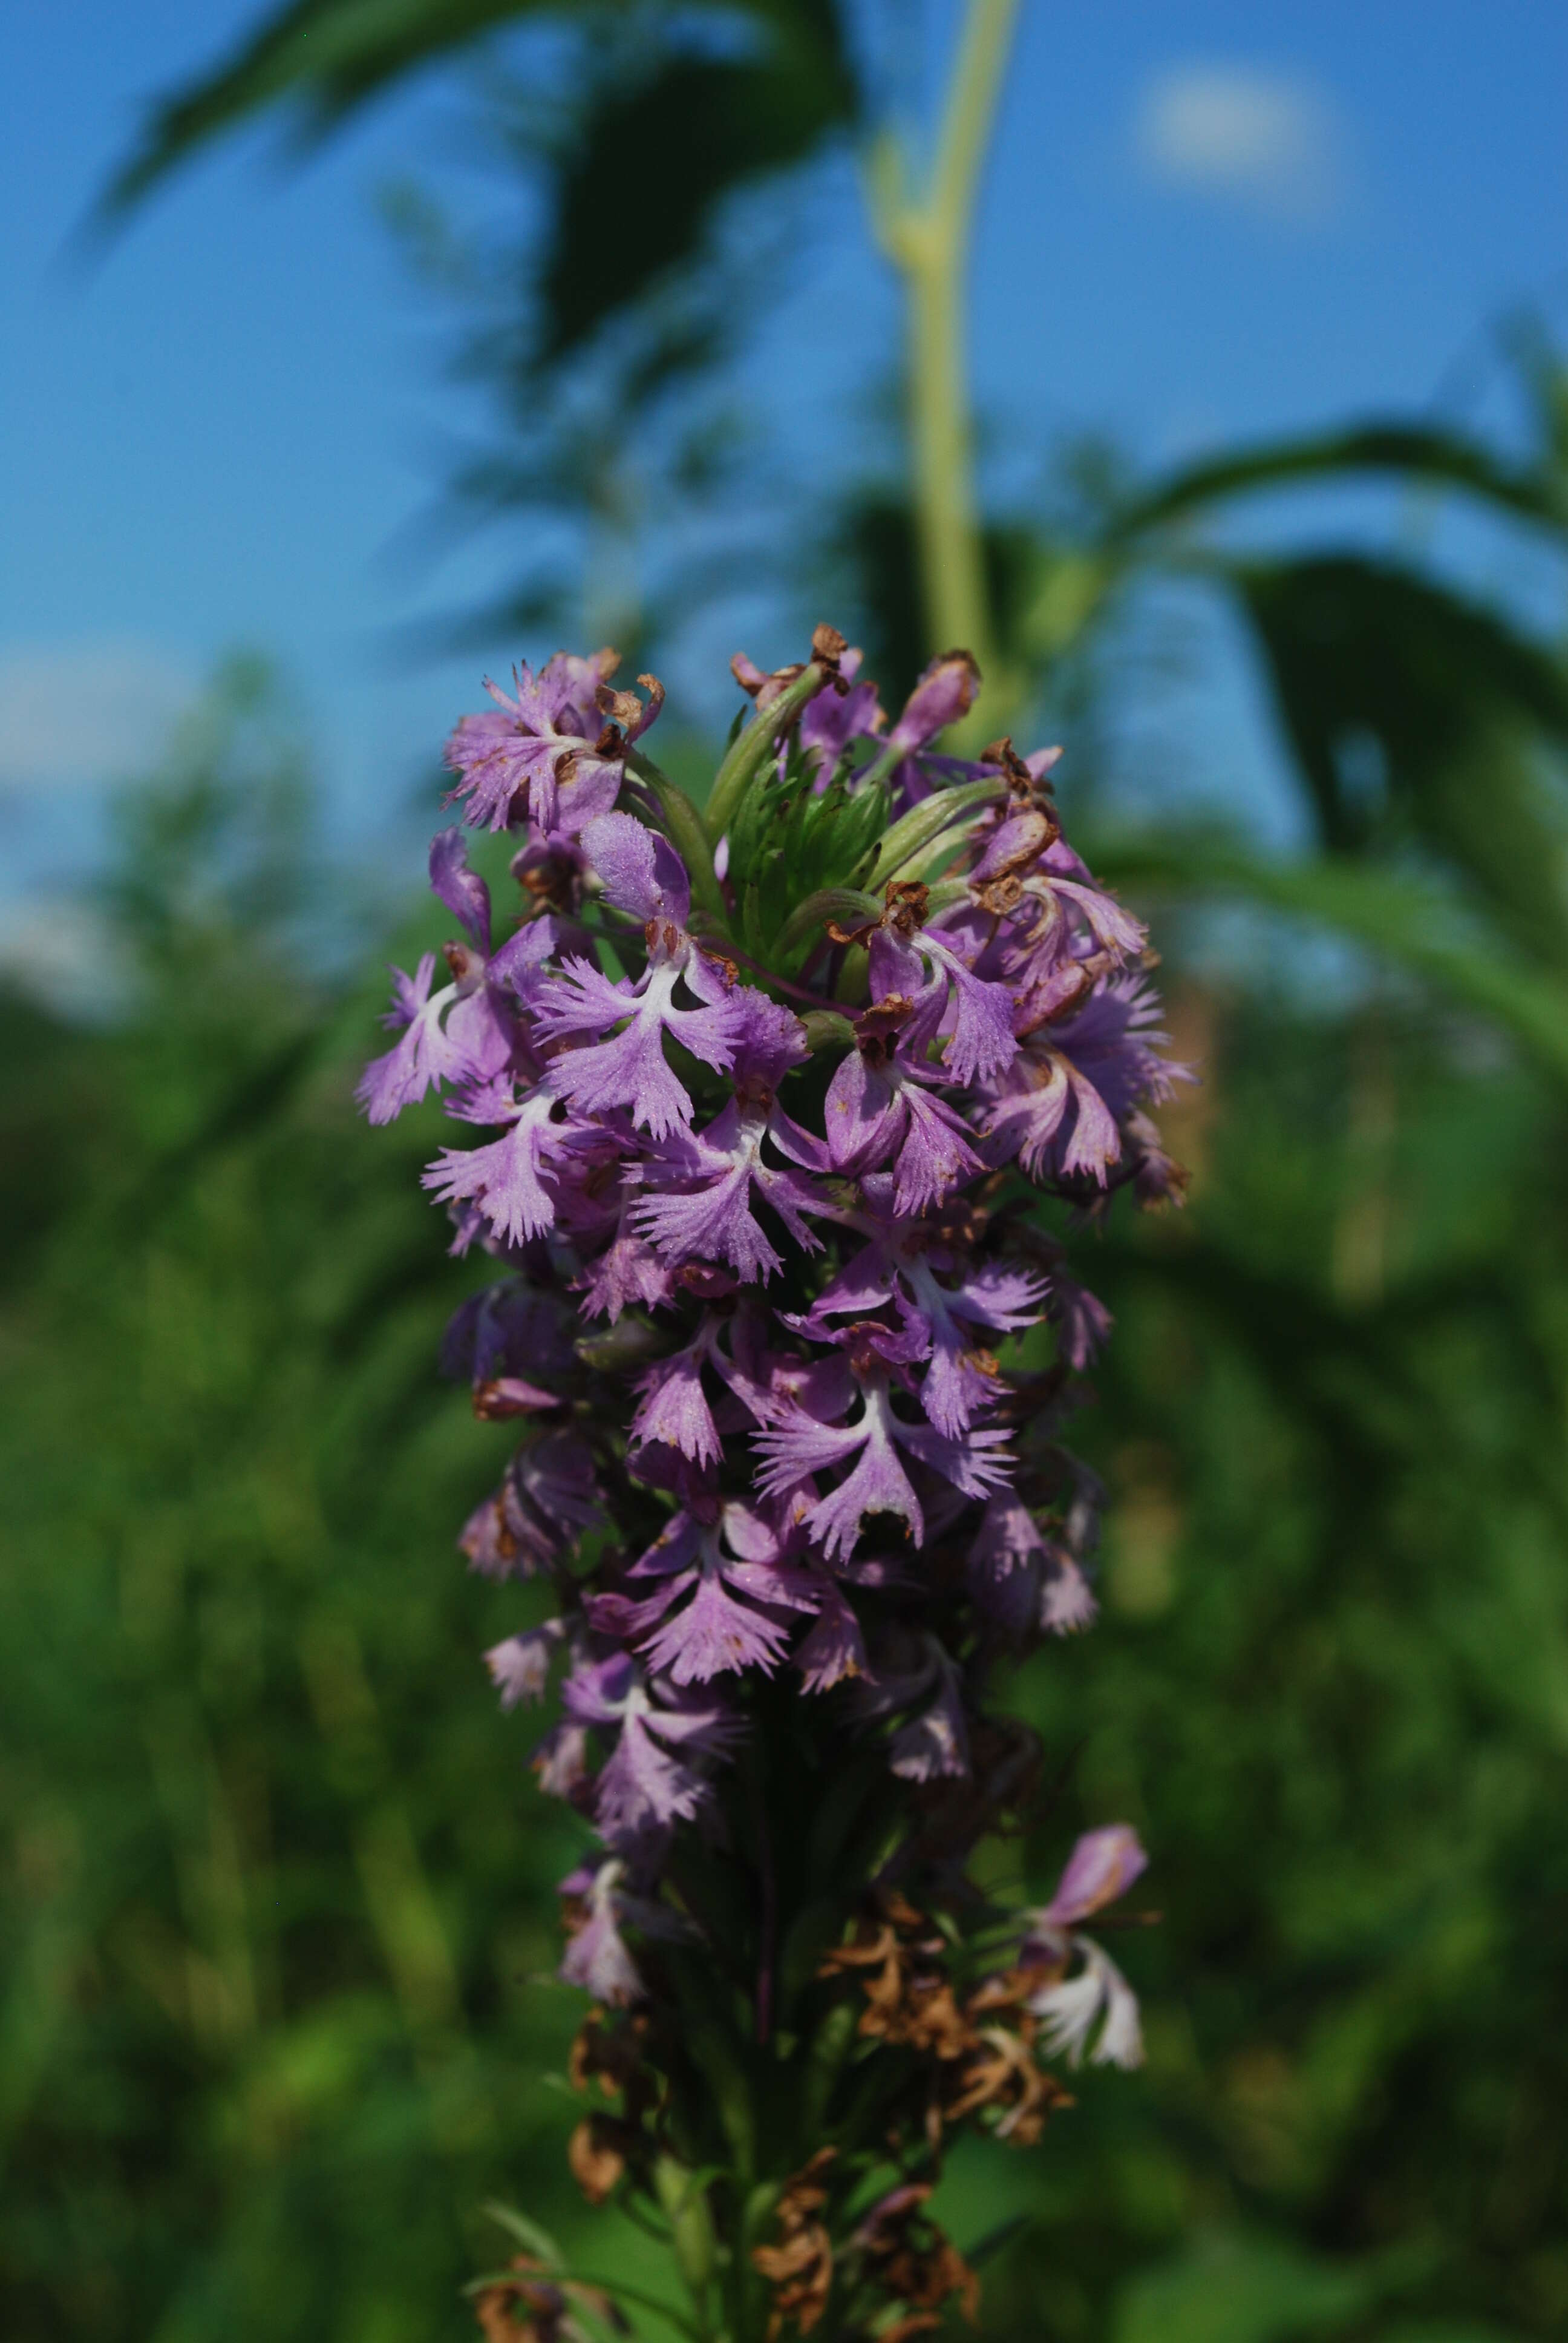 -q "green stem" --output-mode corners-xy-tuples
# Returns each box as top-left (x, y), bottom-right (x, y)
(873, 0), (1021, 740)
(655, 2154), (719, 2330)
(875, 773), (1005, 880)
(705, 662), (828, 847)
(773, 887), (881, 965)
